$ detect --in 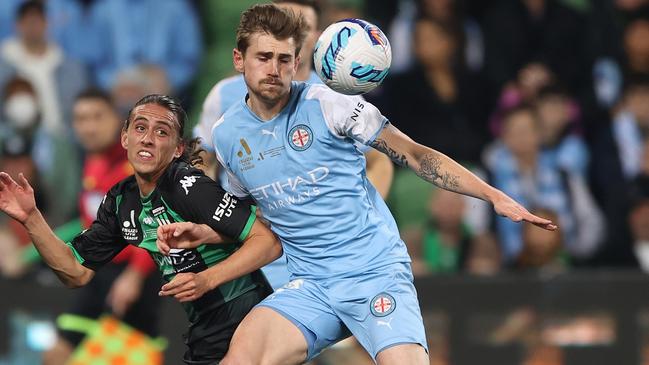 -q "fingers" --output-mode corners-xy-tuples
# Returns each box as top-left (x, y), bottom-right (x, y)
(156, 225), (172, 255)
(159, 273), (195, 296)
(0, 172), (18, 190)
(17, 173), (32, 192)
(523, 212), (558, 231)
(172, 222), (195, 237)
